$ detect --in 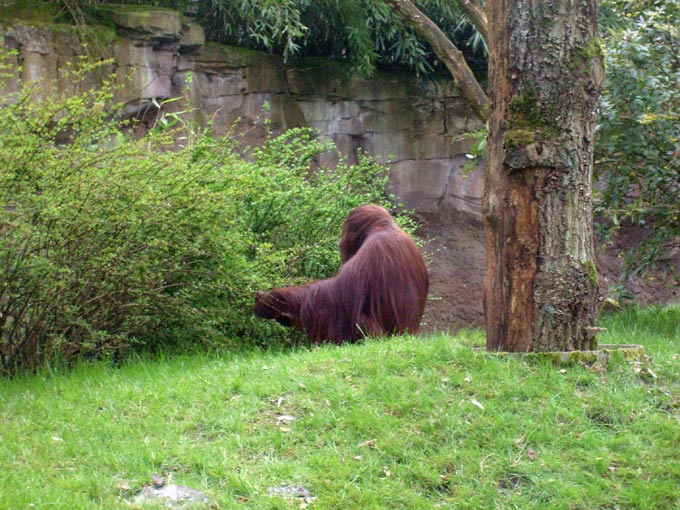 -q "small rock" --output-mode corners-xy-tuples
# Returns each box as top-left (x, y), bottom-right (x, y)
(267, 485), (316, 502)
(133, 482), (209, 507)
(151, 473), (165, 488)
